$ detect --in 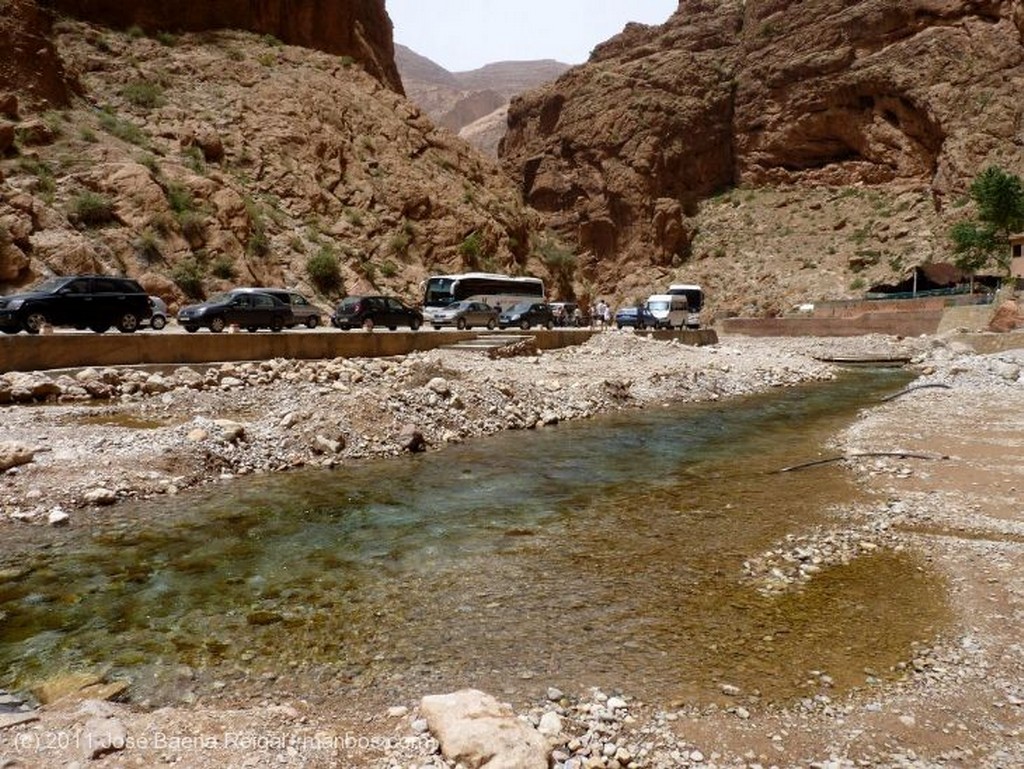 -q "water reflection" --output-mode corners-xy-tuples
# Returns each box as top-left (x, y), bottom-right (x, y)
(0, 369), (948, 708)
